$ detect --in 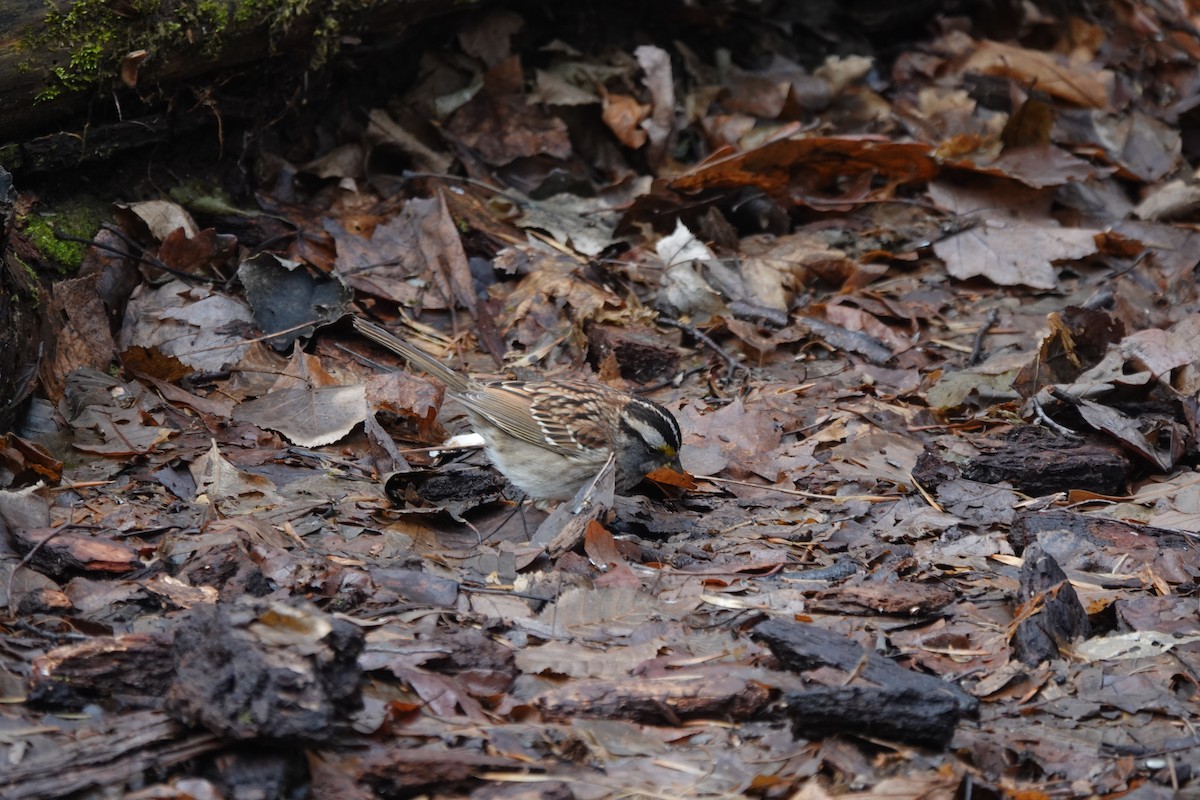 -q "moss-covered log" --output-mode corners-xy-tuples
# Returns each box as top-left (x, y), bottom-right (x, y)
(0, 0), (469, 172)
